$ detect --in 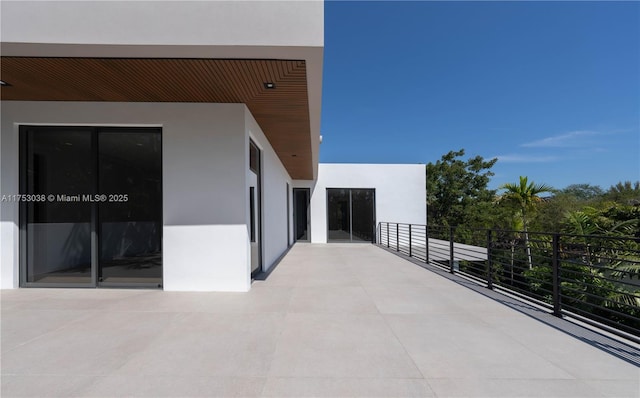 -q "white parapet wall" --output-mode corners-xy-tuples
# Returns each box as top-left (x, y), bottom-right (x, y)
(296, 163), (426, 243)
(1, 1), (324, 48)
